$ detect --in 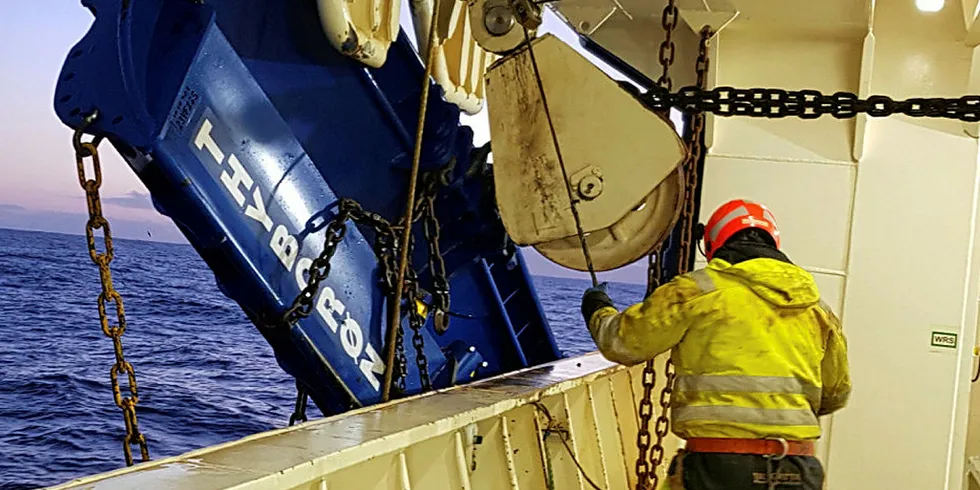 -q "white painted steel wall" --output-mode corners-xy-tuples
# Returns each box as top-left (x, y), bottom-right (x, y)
(699, 2), (980, 489)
